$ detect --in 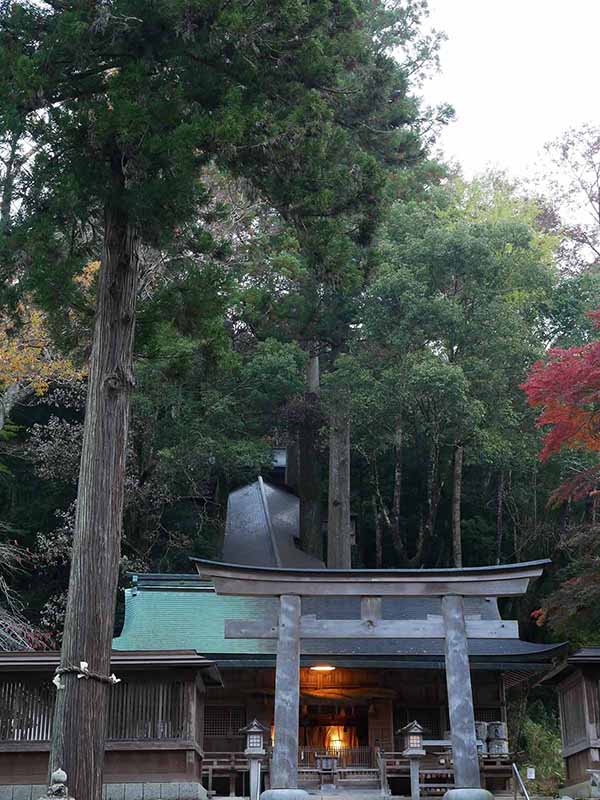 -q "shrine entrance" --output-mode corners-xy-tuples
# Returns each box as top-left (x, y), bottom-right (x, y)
(193, 558), (548, 794)
(299, 704), (366, 749)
